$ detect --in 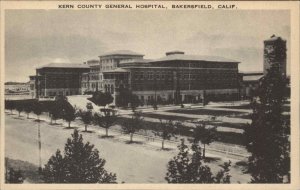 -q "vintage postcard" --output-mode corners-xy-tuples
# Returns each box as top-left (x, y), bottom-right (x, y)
(0, 1), (299, 190)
